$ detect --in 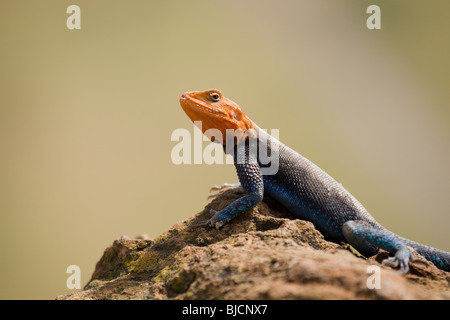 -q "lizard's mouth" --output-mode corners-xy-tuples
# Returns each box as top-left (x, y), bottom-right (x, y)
(180, 92), (226, 116)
